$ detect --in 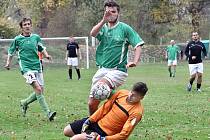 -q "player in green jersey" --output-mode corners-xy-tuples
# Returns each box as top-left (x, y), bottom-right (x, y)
(88, 0), (144, 115)
(4, 17), (56, 121)
(165, 40), (180, 77)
